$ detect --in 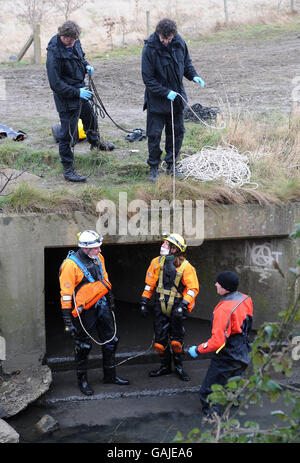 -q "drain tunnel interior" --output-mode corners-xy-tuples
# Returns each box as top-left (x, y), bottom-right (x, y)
(44, 242), (211, 367)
